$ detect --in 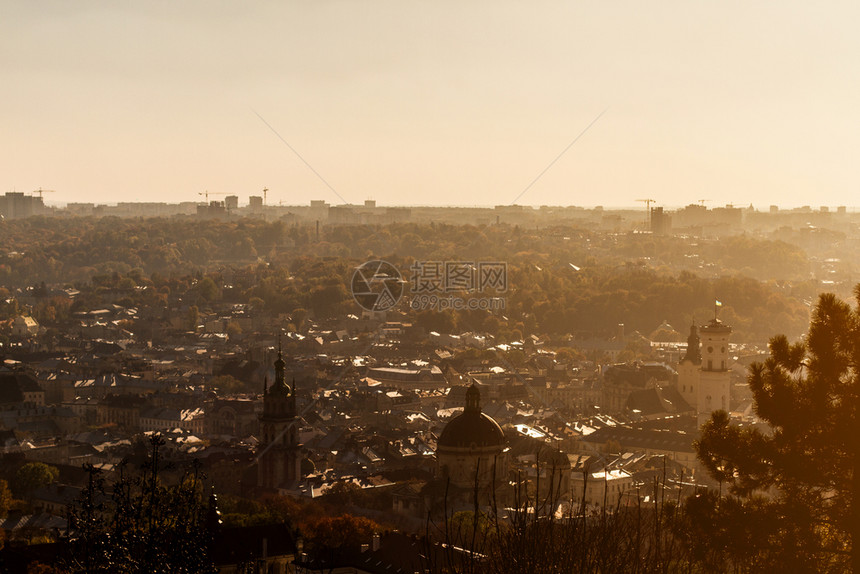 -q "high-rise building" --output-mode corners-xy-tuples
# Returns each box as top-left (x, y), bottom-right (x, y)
(196, 201), (227, 219)
(0, 192), (45, 219)
(650, 206), (672, 236)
